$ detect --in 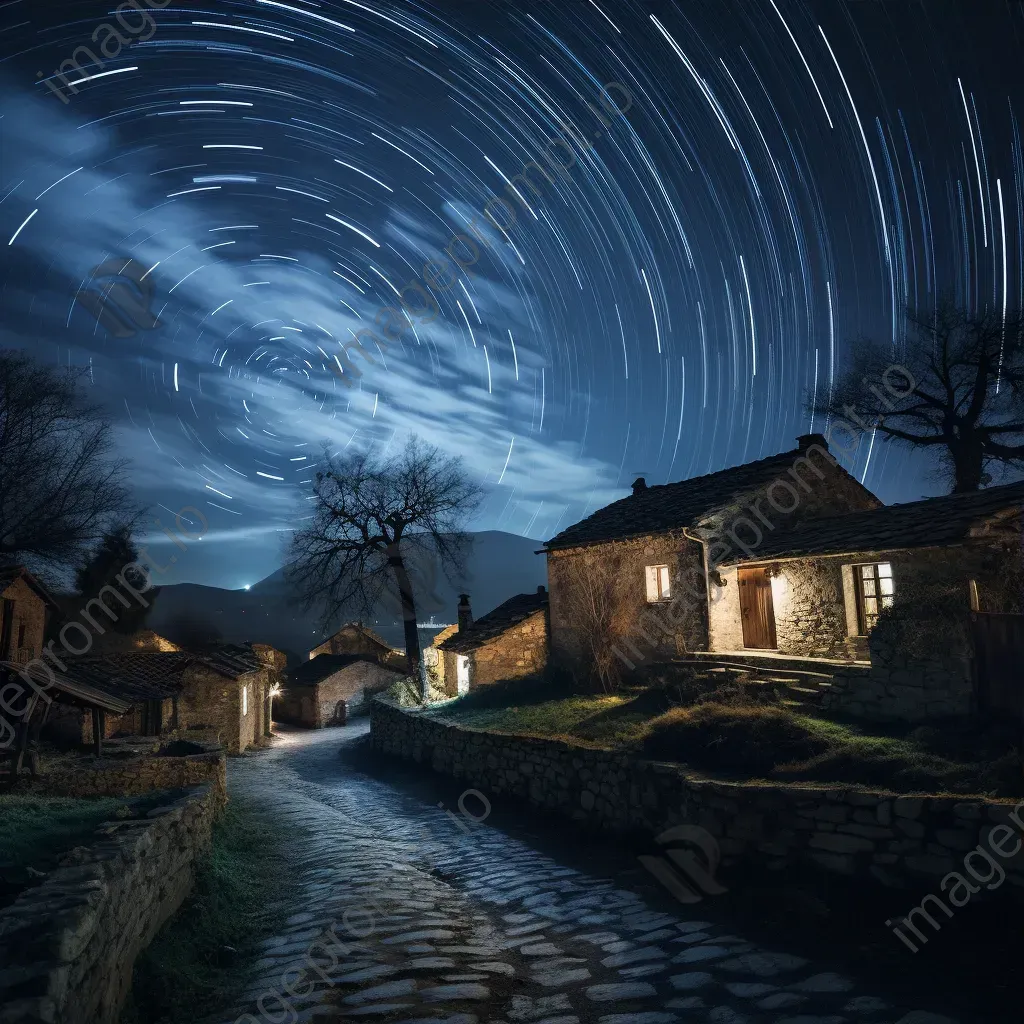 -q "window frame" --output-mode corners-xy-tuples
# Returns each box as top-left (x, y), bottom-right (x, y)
(853, 562), (895, 635)
(645, 563), (672, 603)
